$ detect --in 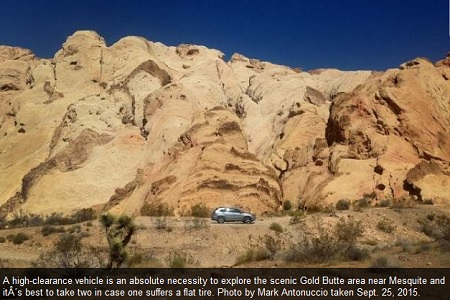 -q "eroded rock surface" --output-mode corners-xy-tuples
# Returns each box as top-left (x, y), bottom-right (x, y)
(0, 31), (449, 217)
